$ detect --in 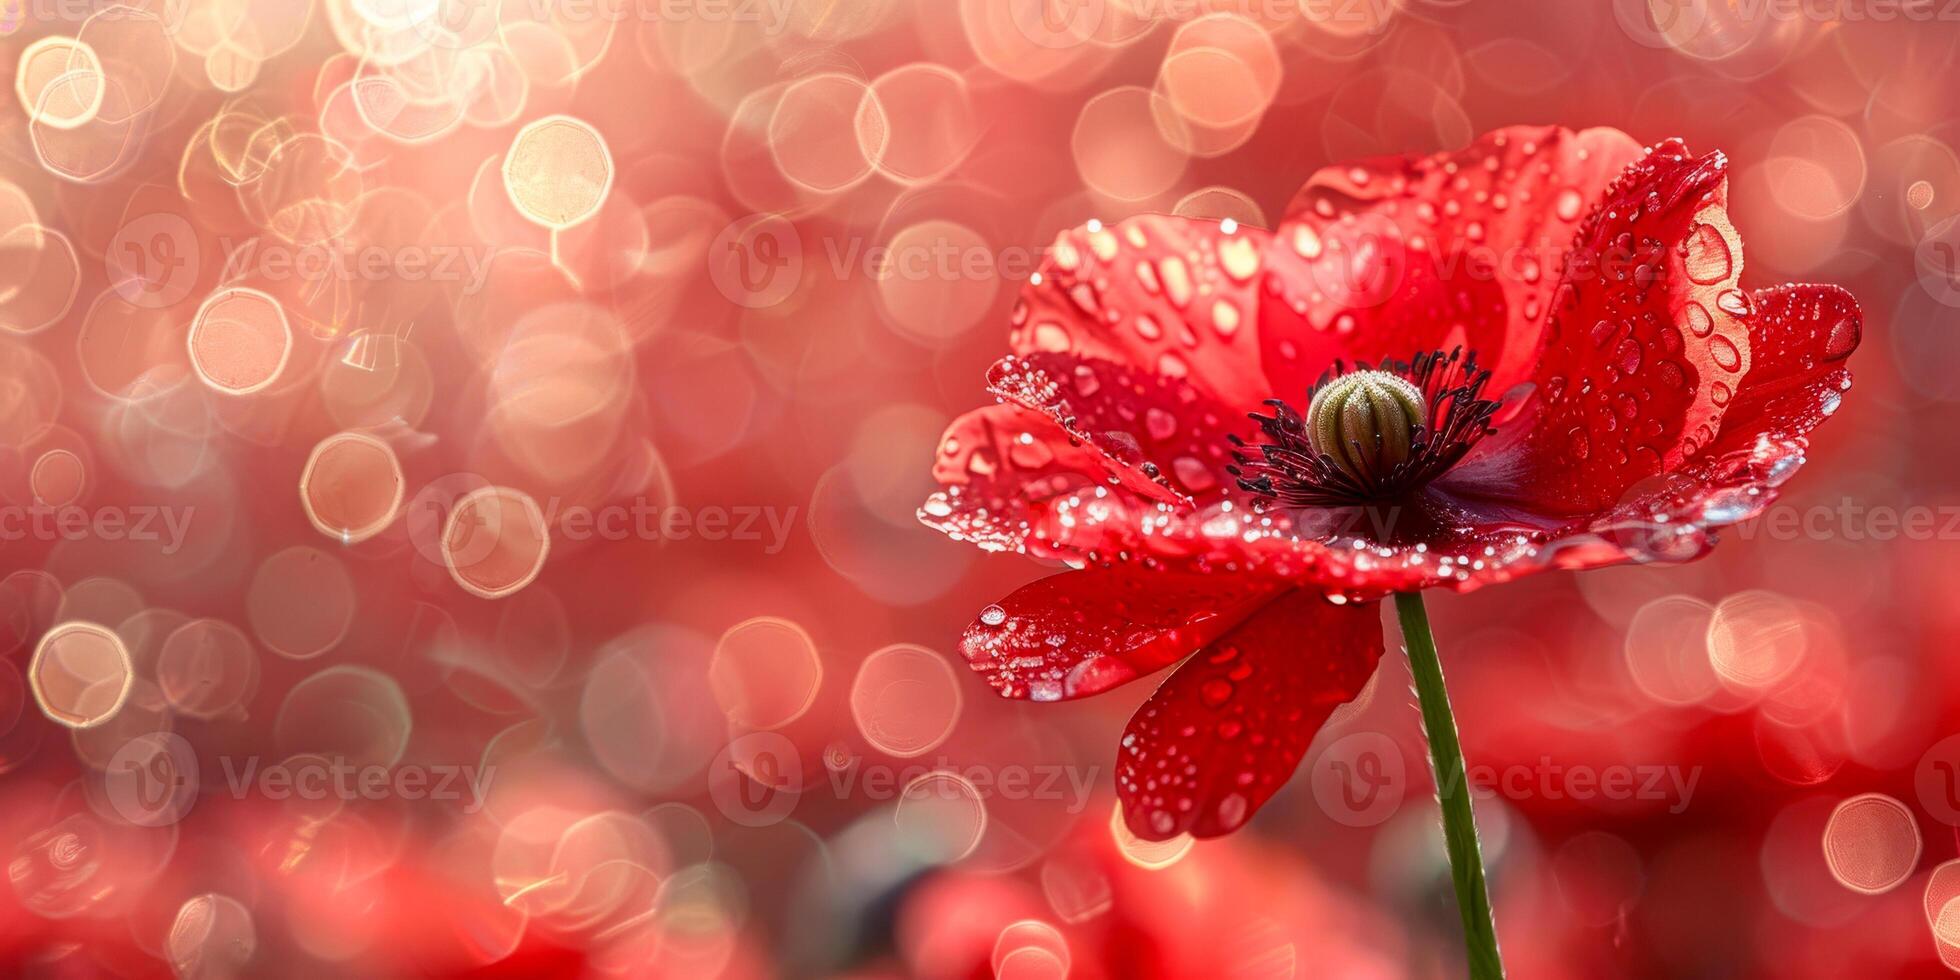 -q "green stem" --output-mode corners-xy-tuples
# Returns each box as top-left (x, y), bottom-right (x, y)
(1394, 591), (1504, 980)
